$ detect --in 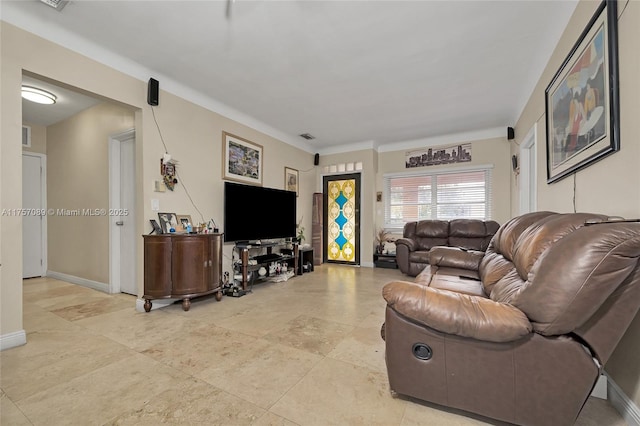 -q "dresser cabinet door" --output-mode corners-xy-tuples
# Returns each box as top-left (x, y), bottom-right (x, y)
(208, 234), (222, 291)
(143, 236), (172, 298)
(171, 236), (208, 295)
